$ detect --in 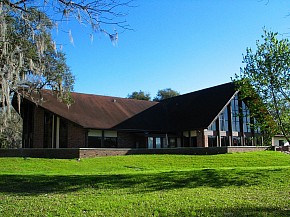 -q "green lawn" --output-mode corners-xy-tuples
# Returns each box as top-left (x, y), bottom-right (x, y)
(0, 151), (289, 216)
